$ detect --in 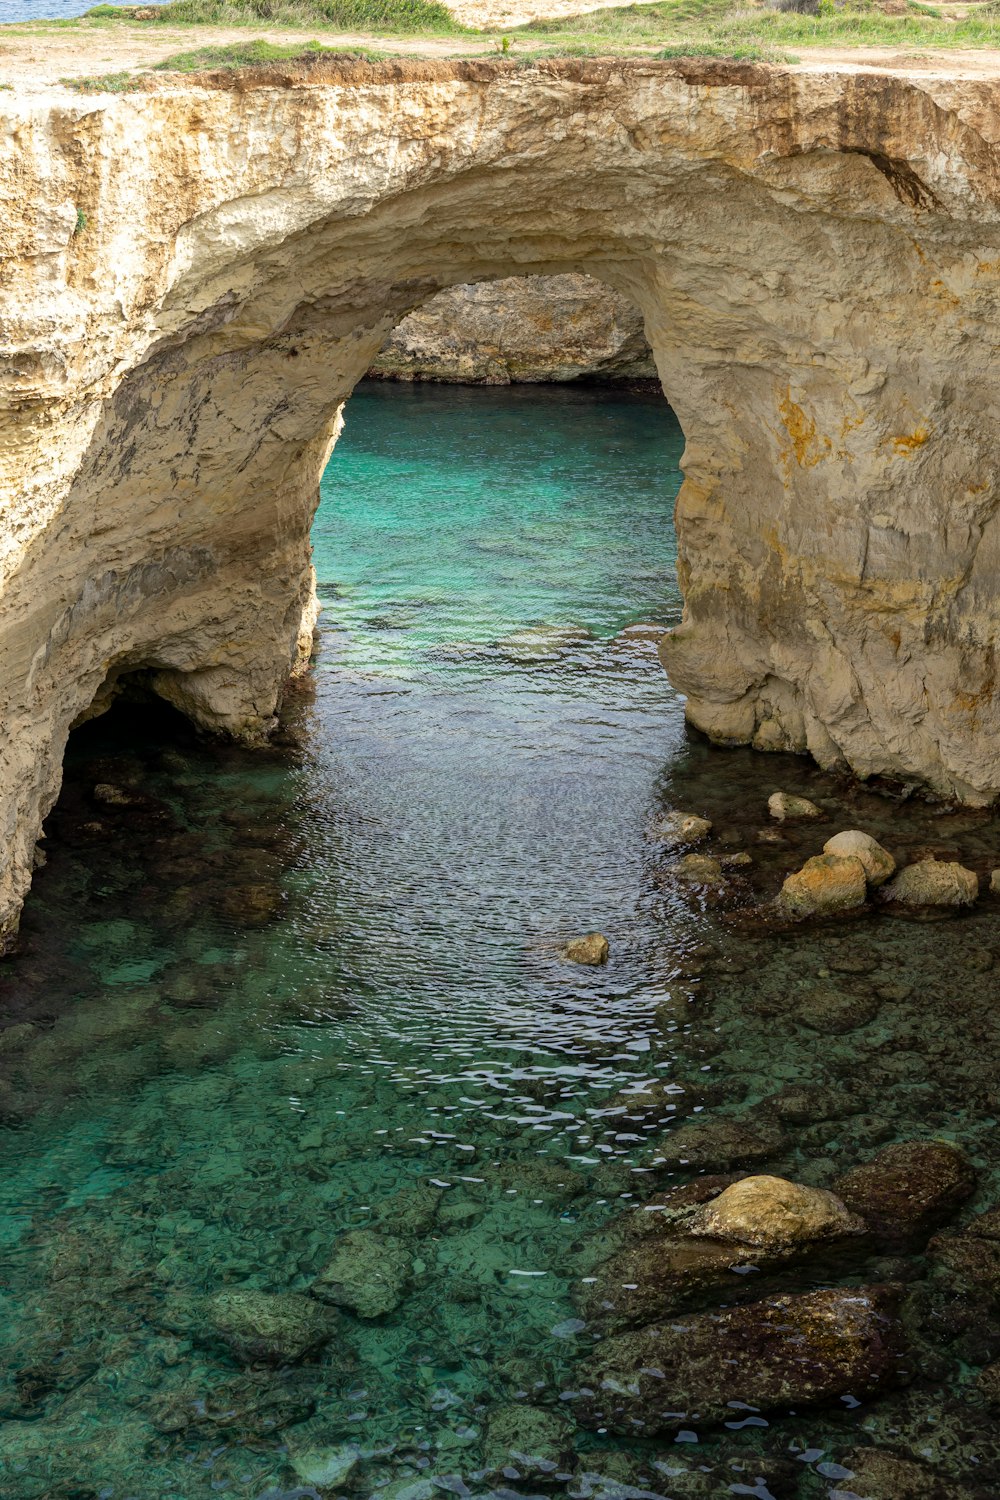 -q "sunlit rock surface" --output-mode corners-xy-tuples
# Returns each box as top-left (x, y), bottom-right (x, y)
(368, 274), (656, 383)
(5, 56), (1000, 944)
